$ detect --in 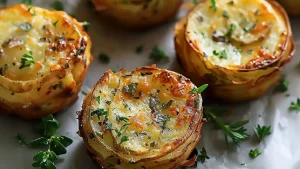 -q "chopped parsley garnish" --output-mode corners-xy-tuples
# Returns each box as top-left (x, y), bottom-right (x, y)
(123, 83), (138, 96)
(162, 100), (173, 109)
(120, 136), (129, 144)
(210, 0), (217, 11)
(222, 11), (229, 18)
(219, 50), (227, 59)
(51, 0), (64, 11)
(249, 149), (261, 158)
(213, 50), (227, 59)
(27, 6), (36, 16)
(52, 81), (63, 90)
(15, 22), (33, 32)
(225, 23), (236, 38)
(289, 98), (300, 112)
(96, 96), (100, 104)
(189, 84), (209, 94)
(194, 99), (200, 108)
(243, 27), (251, 33)
(21, 0), (31, 5)
(141, 72), (153, 76)
(19, 51), (35, 69)
(91, 108), (108, 119)
(149, 46), (169, 61)
(99, 52), (110, 64)
(255, 125), (271, 142)
(116, 115), (129, 123)
(193, 0), (199, 4)
(82, 21), (90, 32)
(153, 114), (171, 129)
(197, 147), (209, 163)
(52, 20), (58, 27)
(274, 75), (288, 92)
(136, 45), (144, 53)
